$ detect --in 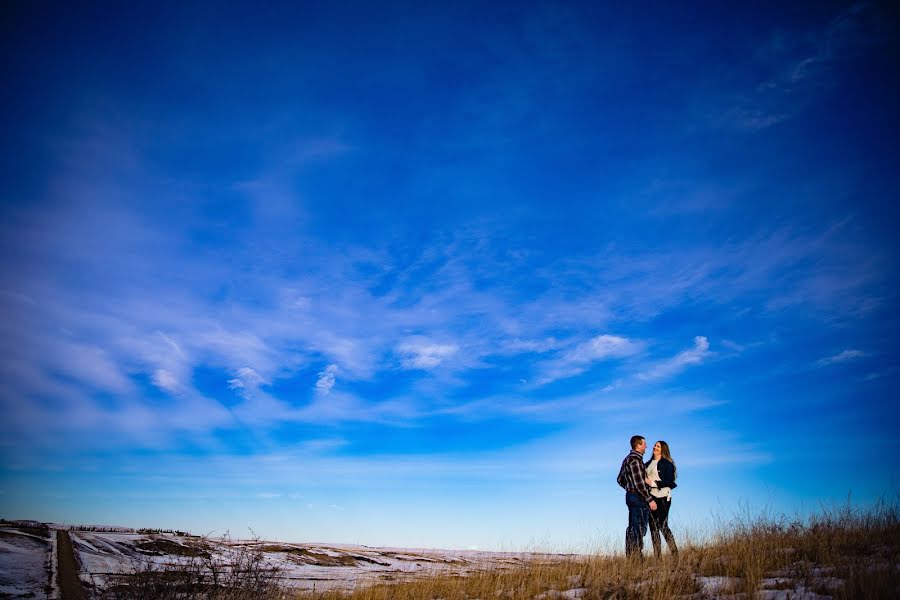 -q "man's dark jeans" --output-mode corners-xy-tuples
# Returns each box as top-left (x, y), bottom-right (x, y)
(625, 491), (649, 558)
